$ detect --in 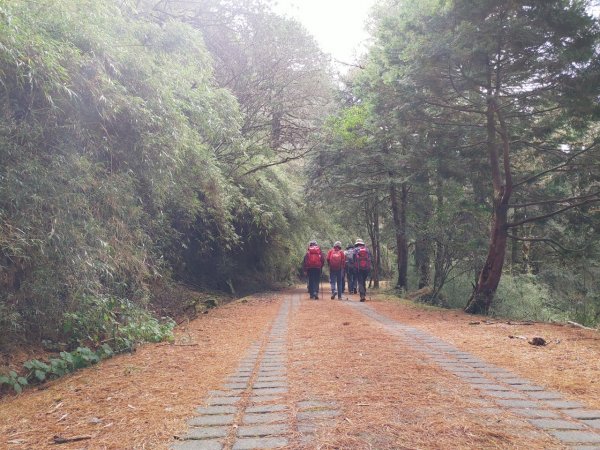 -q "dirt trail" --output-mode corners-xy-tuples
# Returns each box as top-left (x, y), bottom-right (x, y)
(1, 288), (600, 449)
